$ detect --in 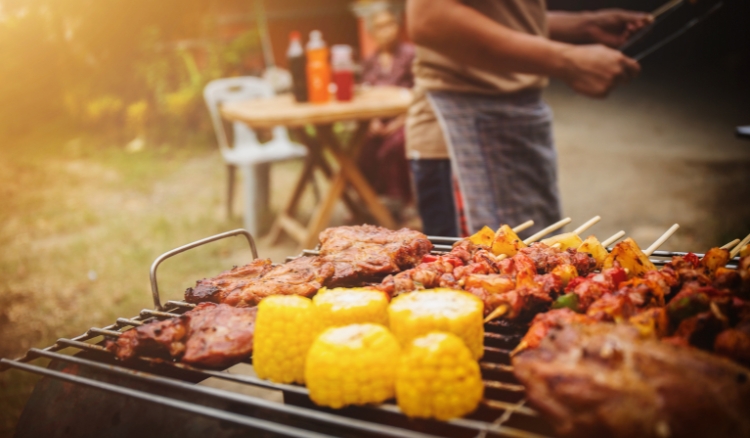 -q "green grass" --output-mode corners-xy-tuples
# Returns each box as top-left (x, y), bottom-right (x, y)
(0, 121), (300, 436)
